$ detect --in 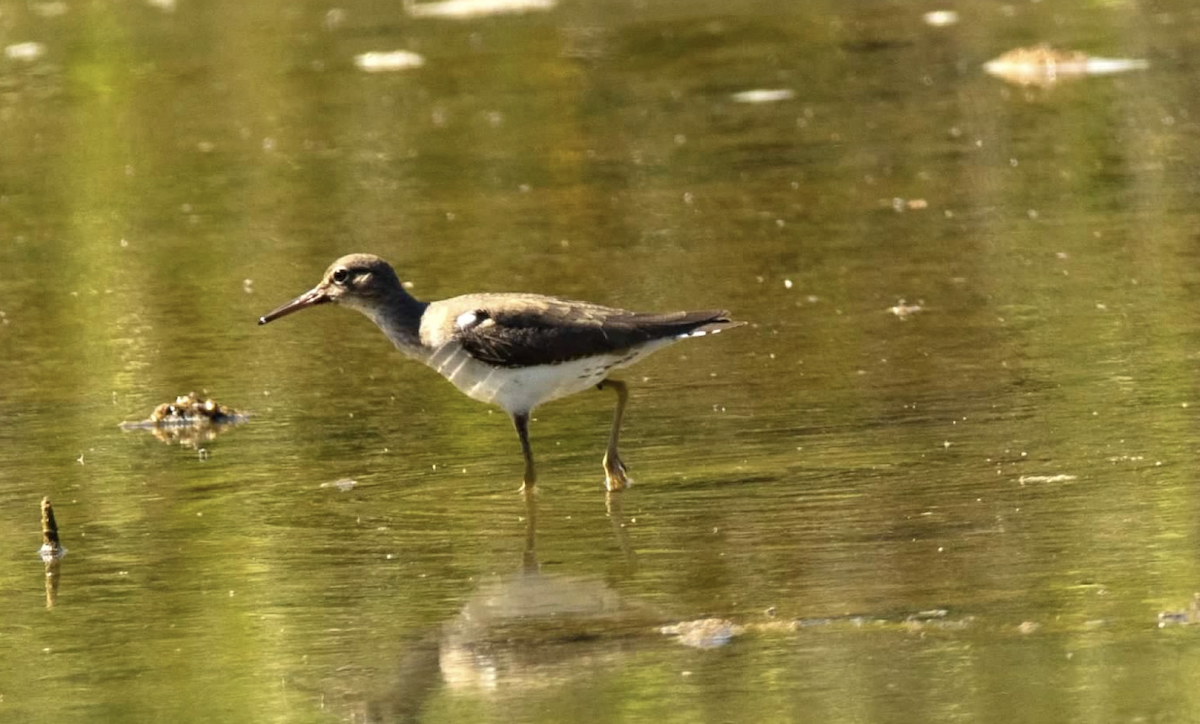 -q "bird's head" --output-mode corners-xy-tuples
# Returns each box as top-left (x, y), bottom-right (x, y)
(258, 253), (404, 325)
